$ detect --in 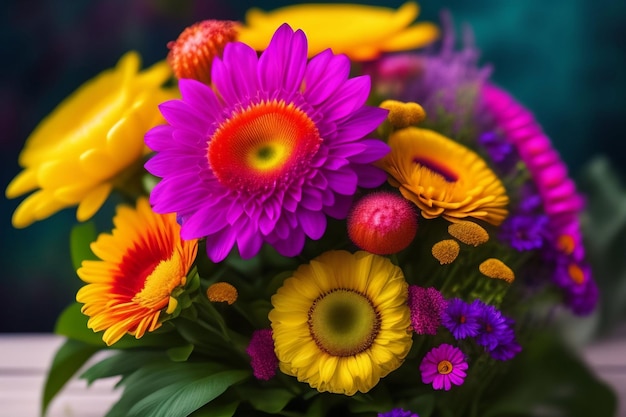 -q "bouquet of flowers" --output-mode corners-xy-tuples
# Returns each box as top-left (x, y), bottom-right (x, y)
(6, 2), (616, 417)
